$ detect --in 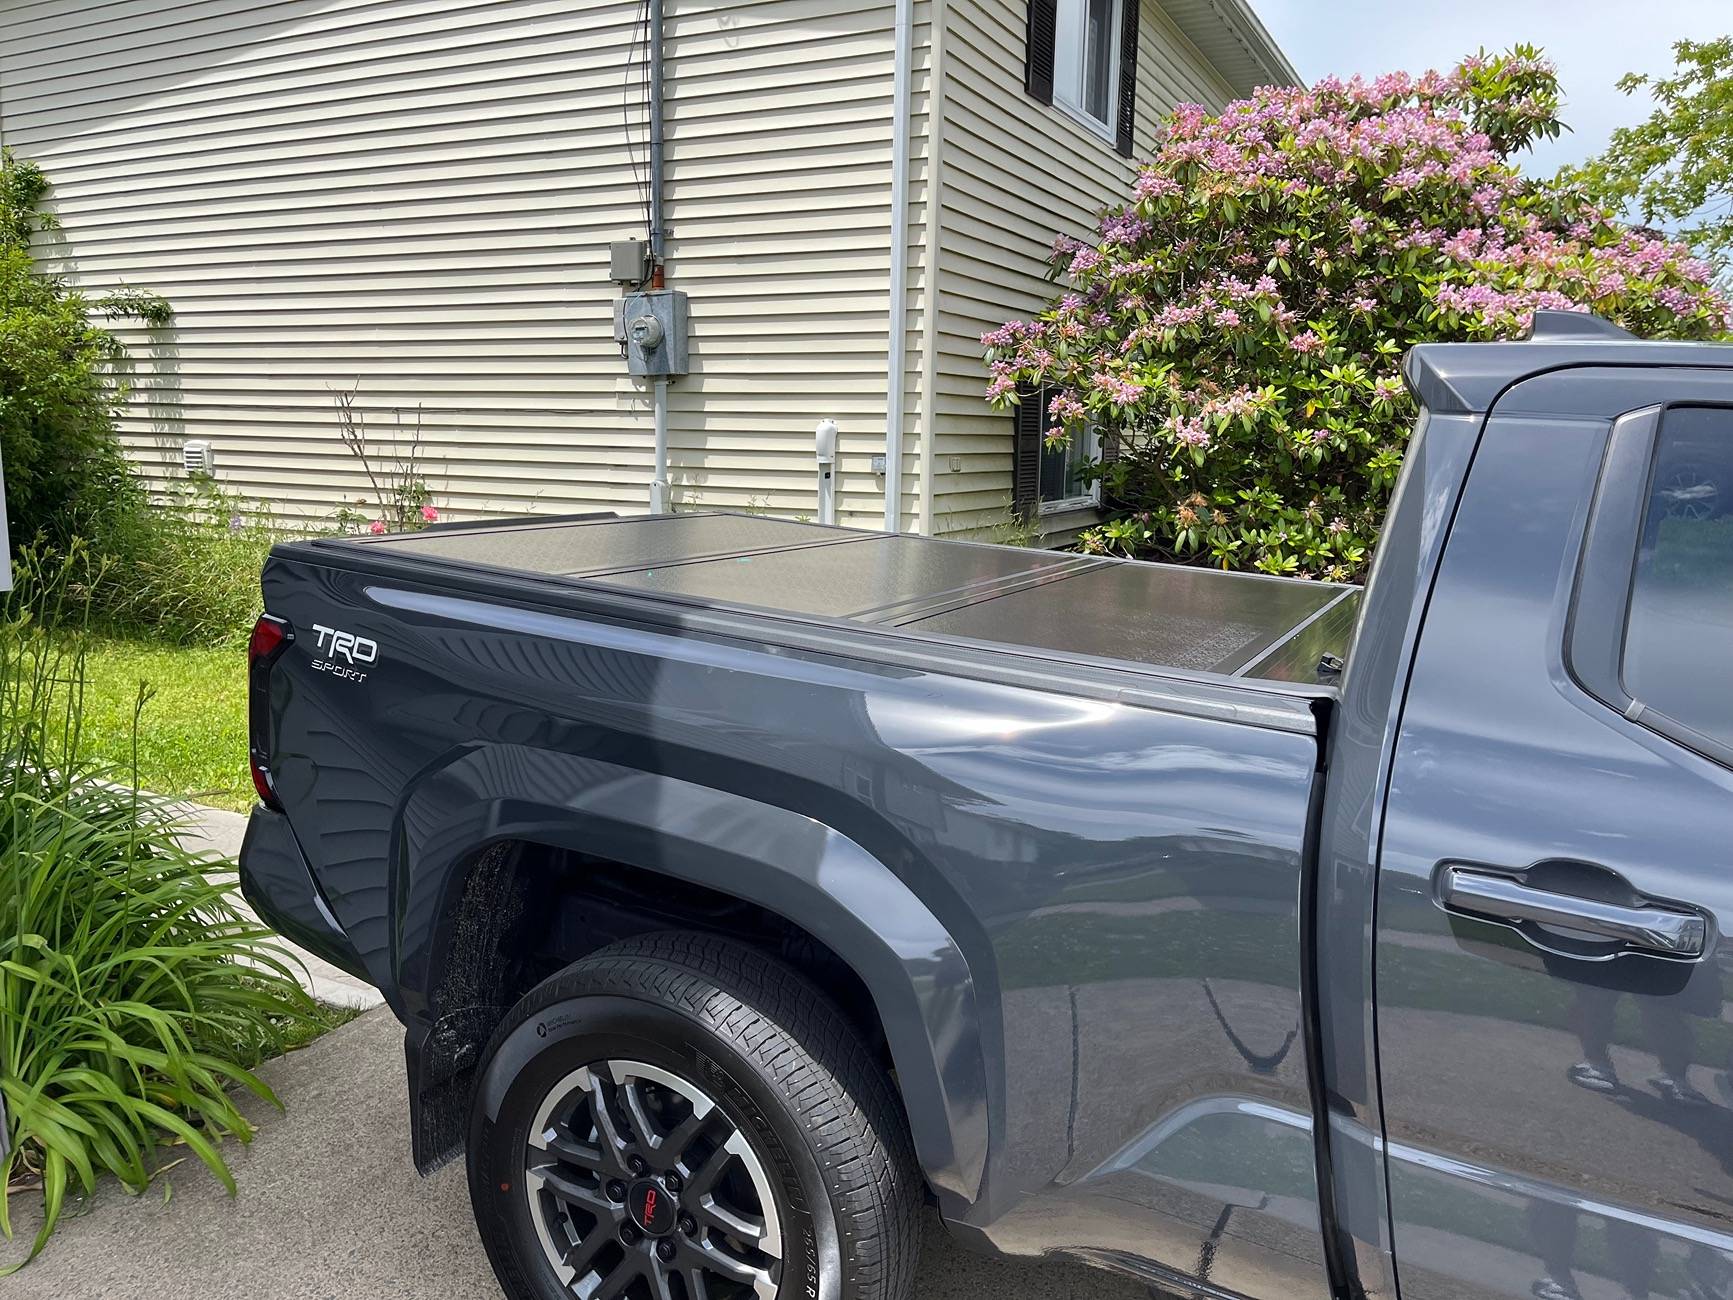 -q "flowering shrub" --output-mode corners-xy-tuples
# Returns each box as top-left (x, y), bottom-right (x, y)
(330, 382), (441, 534)
(983, 48), (1733, 579)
